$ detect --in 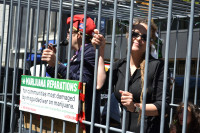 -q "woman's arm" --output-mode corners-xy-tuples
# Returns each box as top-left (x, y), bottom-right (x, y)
(91, 29), (106, 90)
(120, 90), (159, 116)
(135, 103), (159, 116)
